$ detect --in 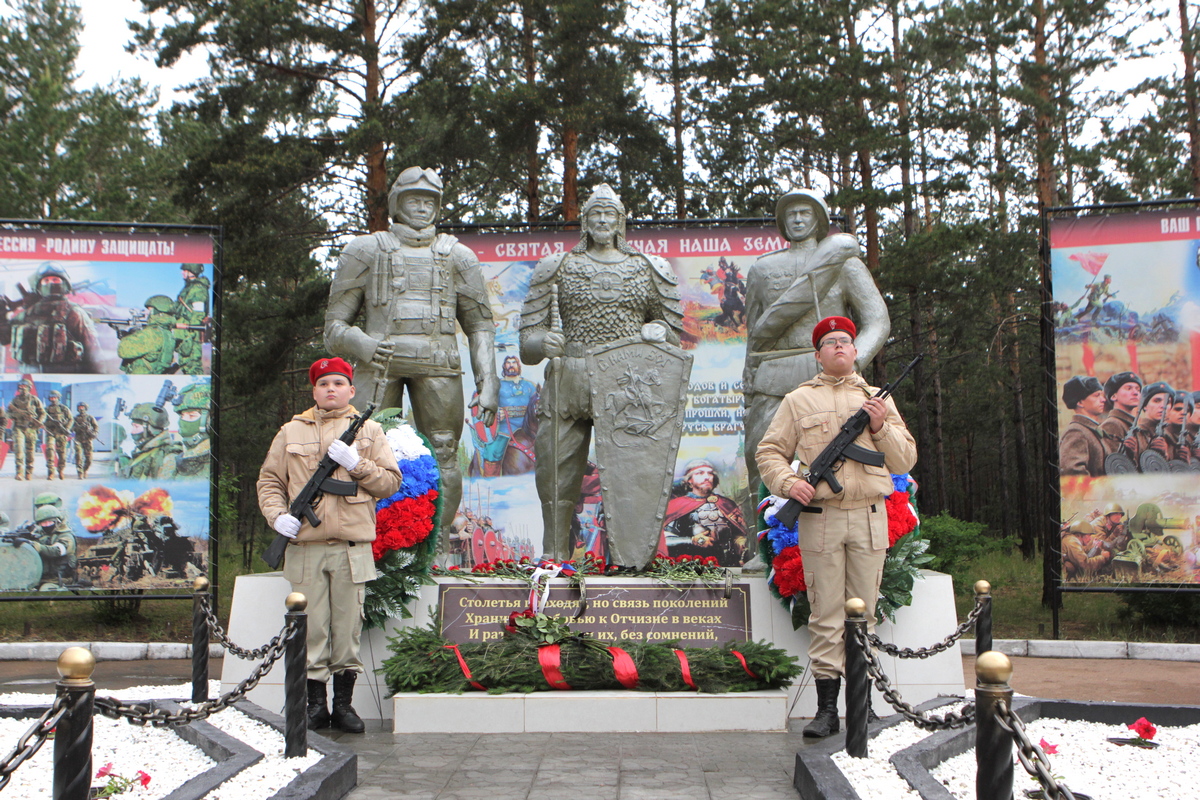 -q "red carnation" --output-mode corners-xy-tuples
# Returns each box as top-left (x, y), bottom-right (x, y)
(505, 609), (535, 633)
(772, 546), (807, 597)
(372, 491), (438, 560)
(886, 491), (917, 547)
